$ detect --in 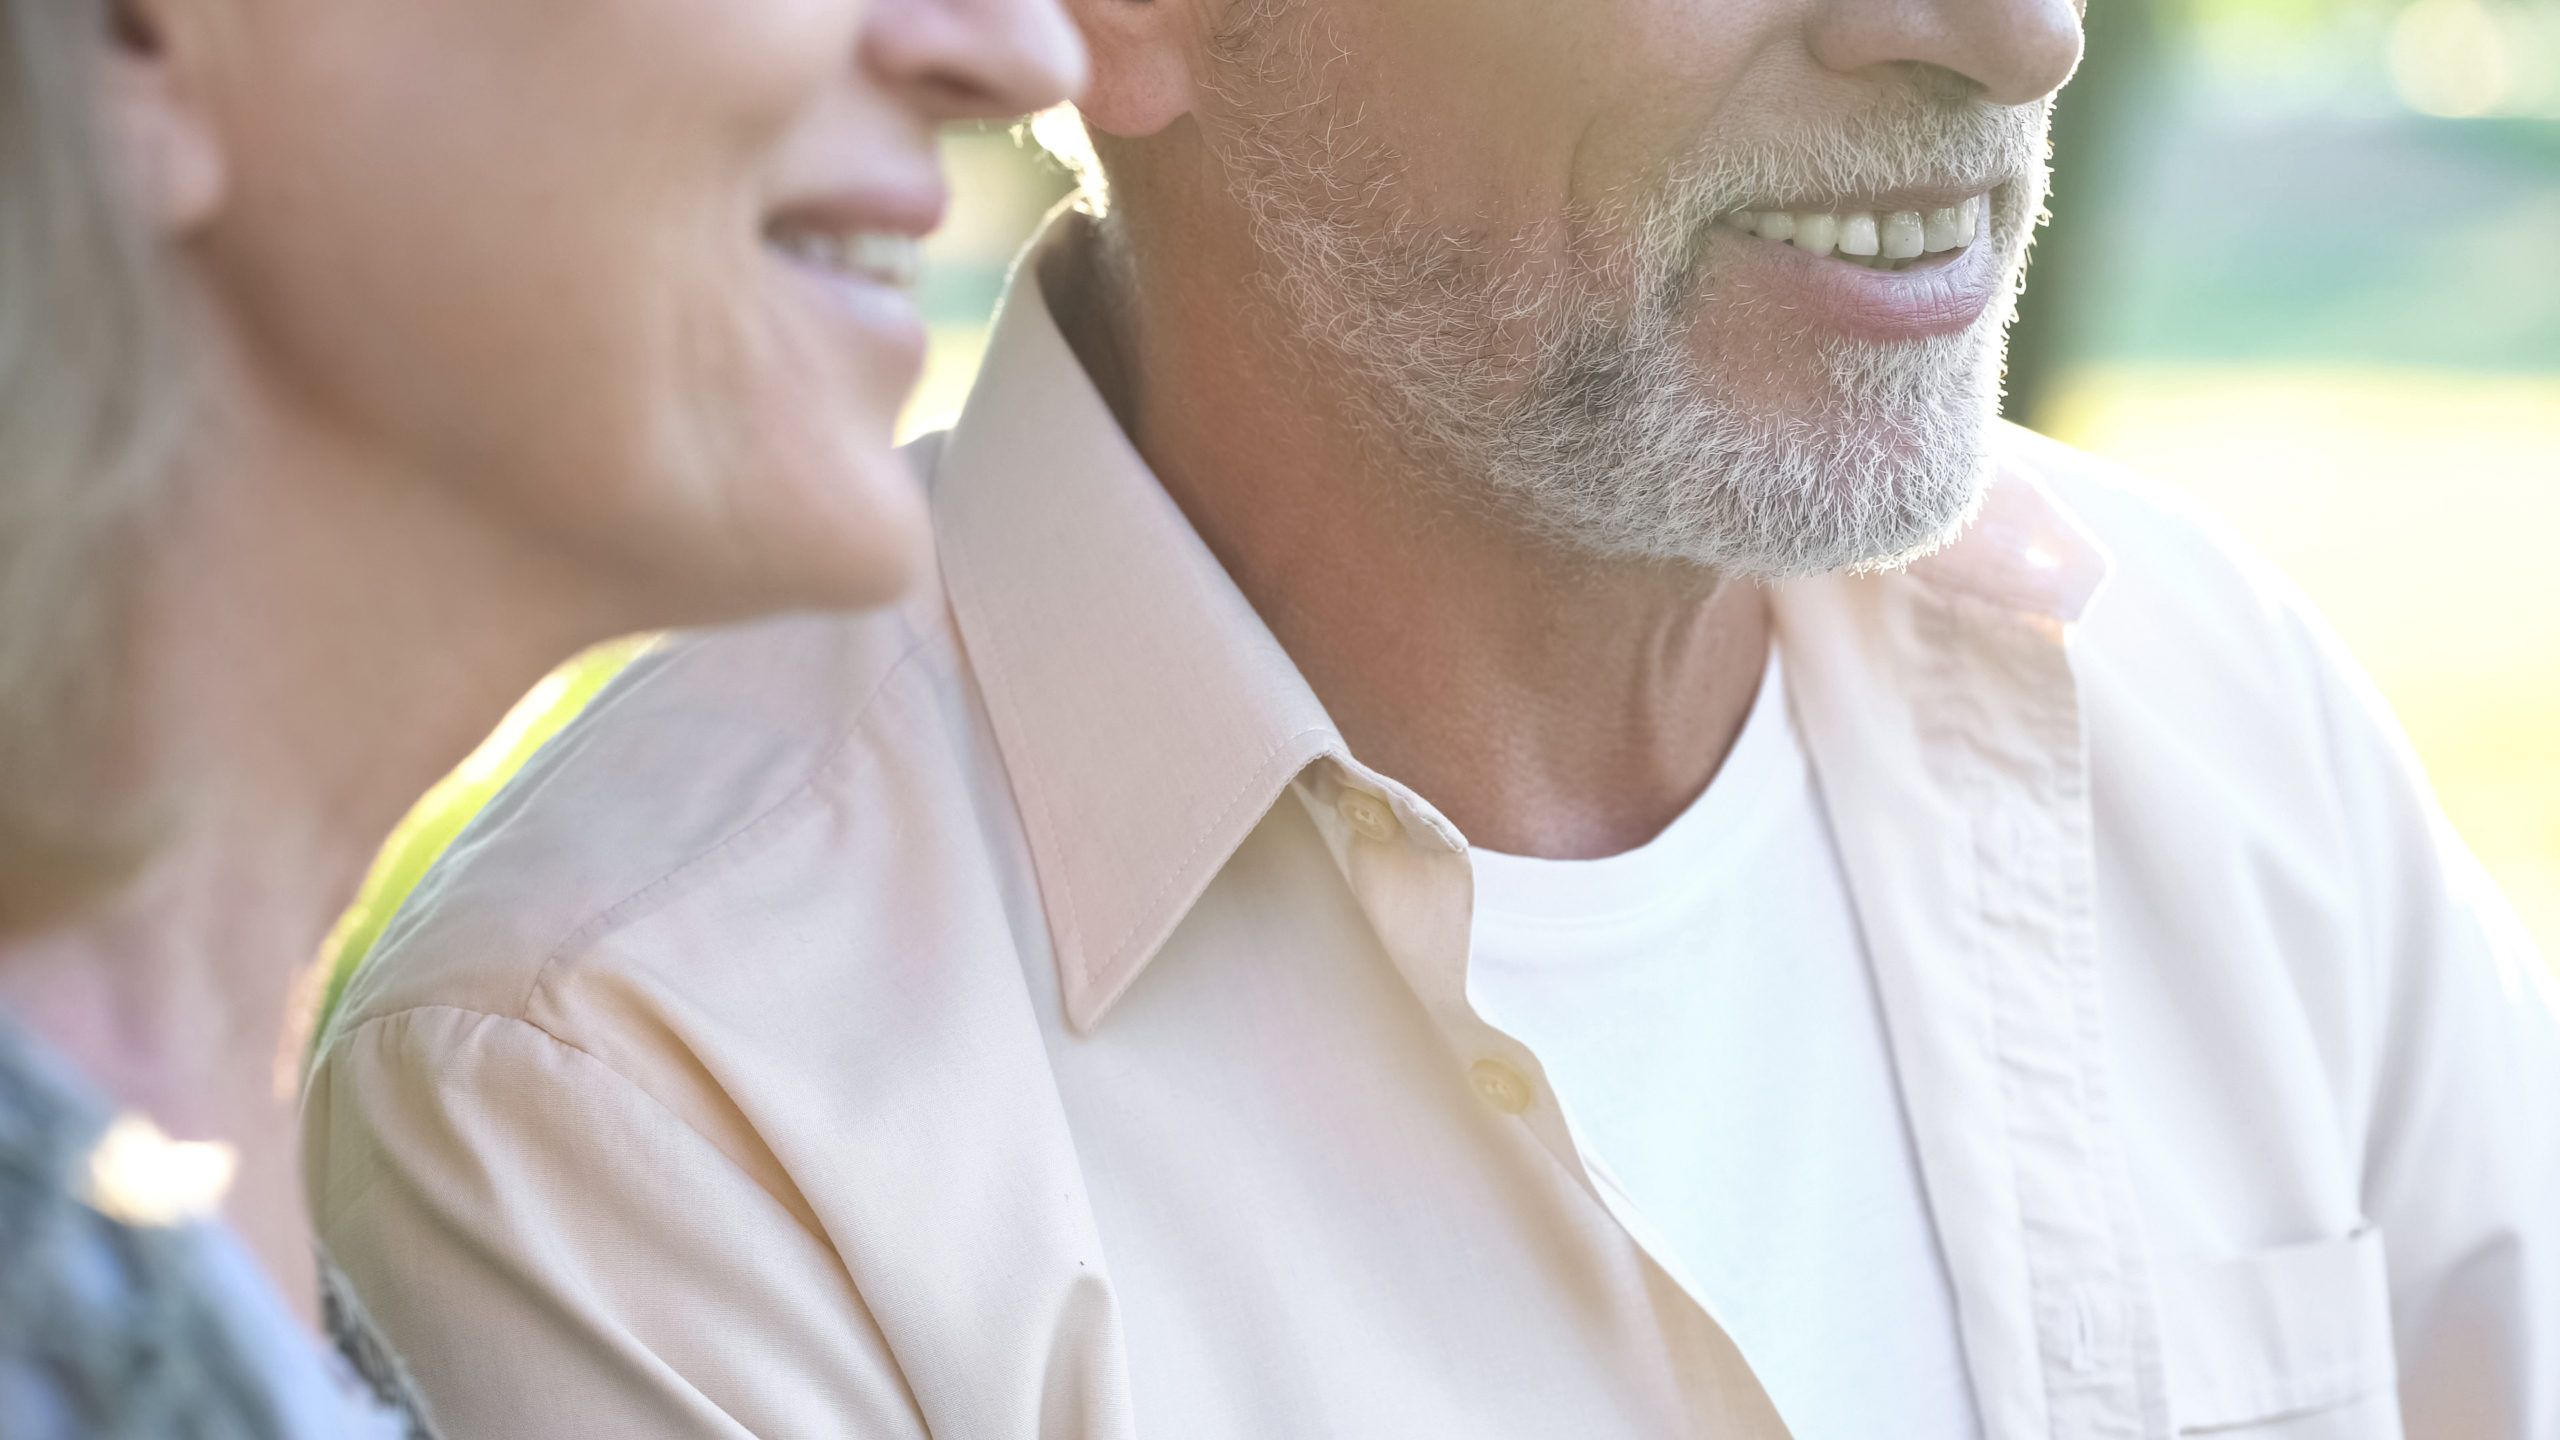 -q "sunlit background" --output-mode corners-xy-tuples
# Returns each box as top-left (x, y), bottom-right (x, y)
(2018, 0), (2560, 955)
(323, 0), (2558, 1005)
